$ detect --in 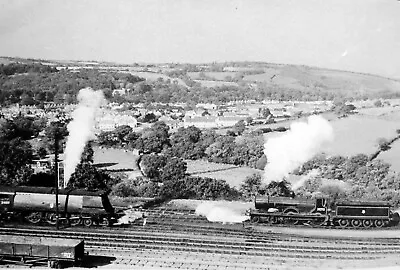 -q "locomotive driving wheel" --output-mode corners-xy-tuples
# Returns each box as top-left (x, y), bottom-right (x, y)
(45, 213), (57, 225)
(362, 219), (372, 228)
(99, 217), (110, 227)
(338, 219), (349, 228)
(309, 214), (326, 226)
(374, 219), (384, 228)
(83, 218), (93, 227)
(69, 215), (81, 226)
(283, 210), (299, 225)
(250, 216), (260, 223)
(26, 212), (42, 224)
(351, 219), (362, 228)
